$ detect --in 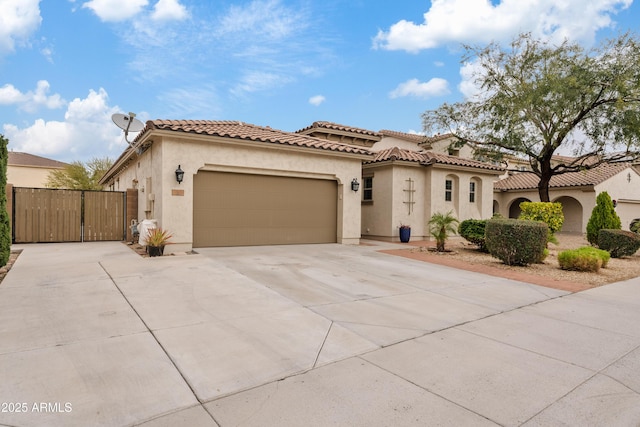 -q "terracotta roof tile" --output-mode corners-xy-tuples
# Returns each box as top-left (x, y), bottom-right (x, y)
(137, 120), (373, 156)
(295, 121), (382, 138)
(8, 152), (67, 168)
(379, 130), (428, 144)
(494, 162), (631, 190)
(366, 147), (504, 172)
(368, 147), (426, 163)
(422, 151), (504, 171)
